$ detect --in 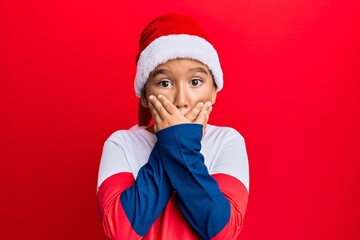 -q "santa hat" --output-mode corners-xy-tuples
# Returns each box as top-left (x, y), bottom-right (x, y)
(134, 13), (223, 97)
